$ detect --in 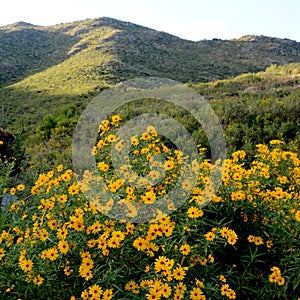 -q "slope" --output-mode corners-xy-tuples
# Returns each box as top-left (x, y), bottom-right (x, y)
(1, 17), (300, 131)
